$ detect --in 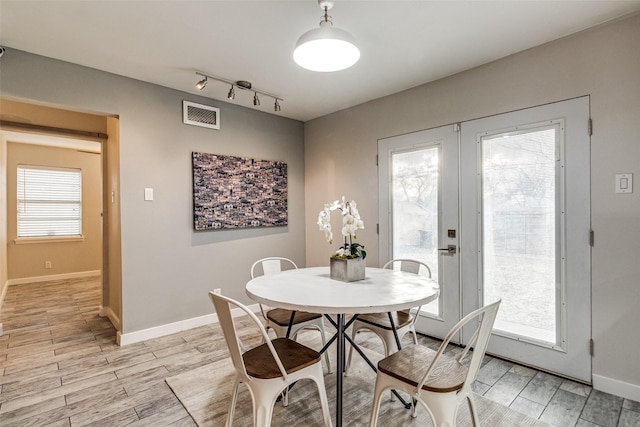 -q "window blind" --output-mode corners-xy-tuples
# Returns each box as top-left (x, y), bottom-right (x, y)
(17, 166), (82, 237)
